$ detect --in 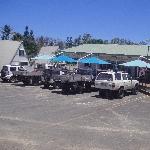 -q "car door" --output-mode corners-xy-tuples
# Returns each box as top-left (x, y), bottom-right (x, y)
(127, 74), (132, 89)
(122, 74), (131, 90)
